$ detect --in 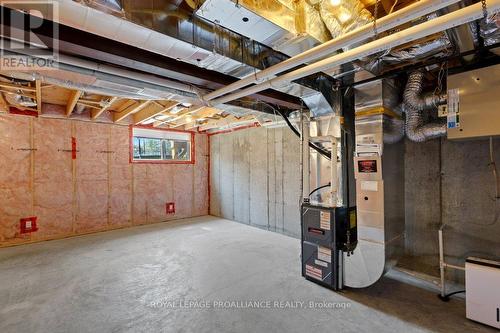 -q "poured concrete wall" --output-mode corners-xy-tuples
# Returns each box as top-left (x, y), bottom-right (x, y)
(210, 127), (500, 283)
(209, 127), (301, 237)
(403, 137), (500, 282)
(0, 114), (208, 247)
